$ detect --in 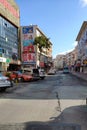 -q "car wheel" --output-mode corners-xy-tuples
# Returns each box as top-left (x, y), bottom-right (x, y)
(41, 77), (45, 80)
(10, 81), (13, 87)
(20, 77), (24, 82)
(14, 78), (19, 83)
(0, 88), (7, 92)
